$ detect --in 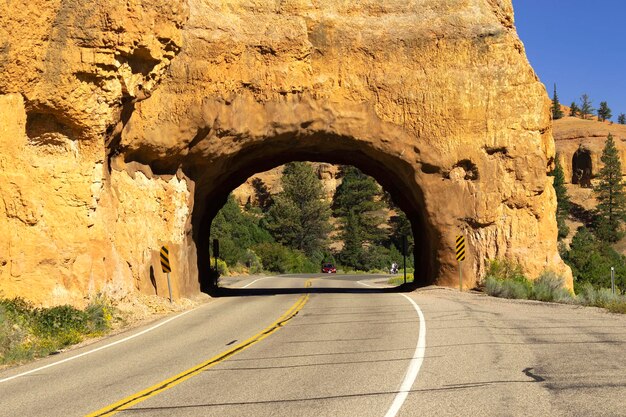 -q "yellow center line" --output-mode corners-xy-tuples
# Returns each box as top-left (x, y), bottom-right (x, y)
(85, 279), (314, 417)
